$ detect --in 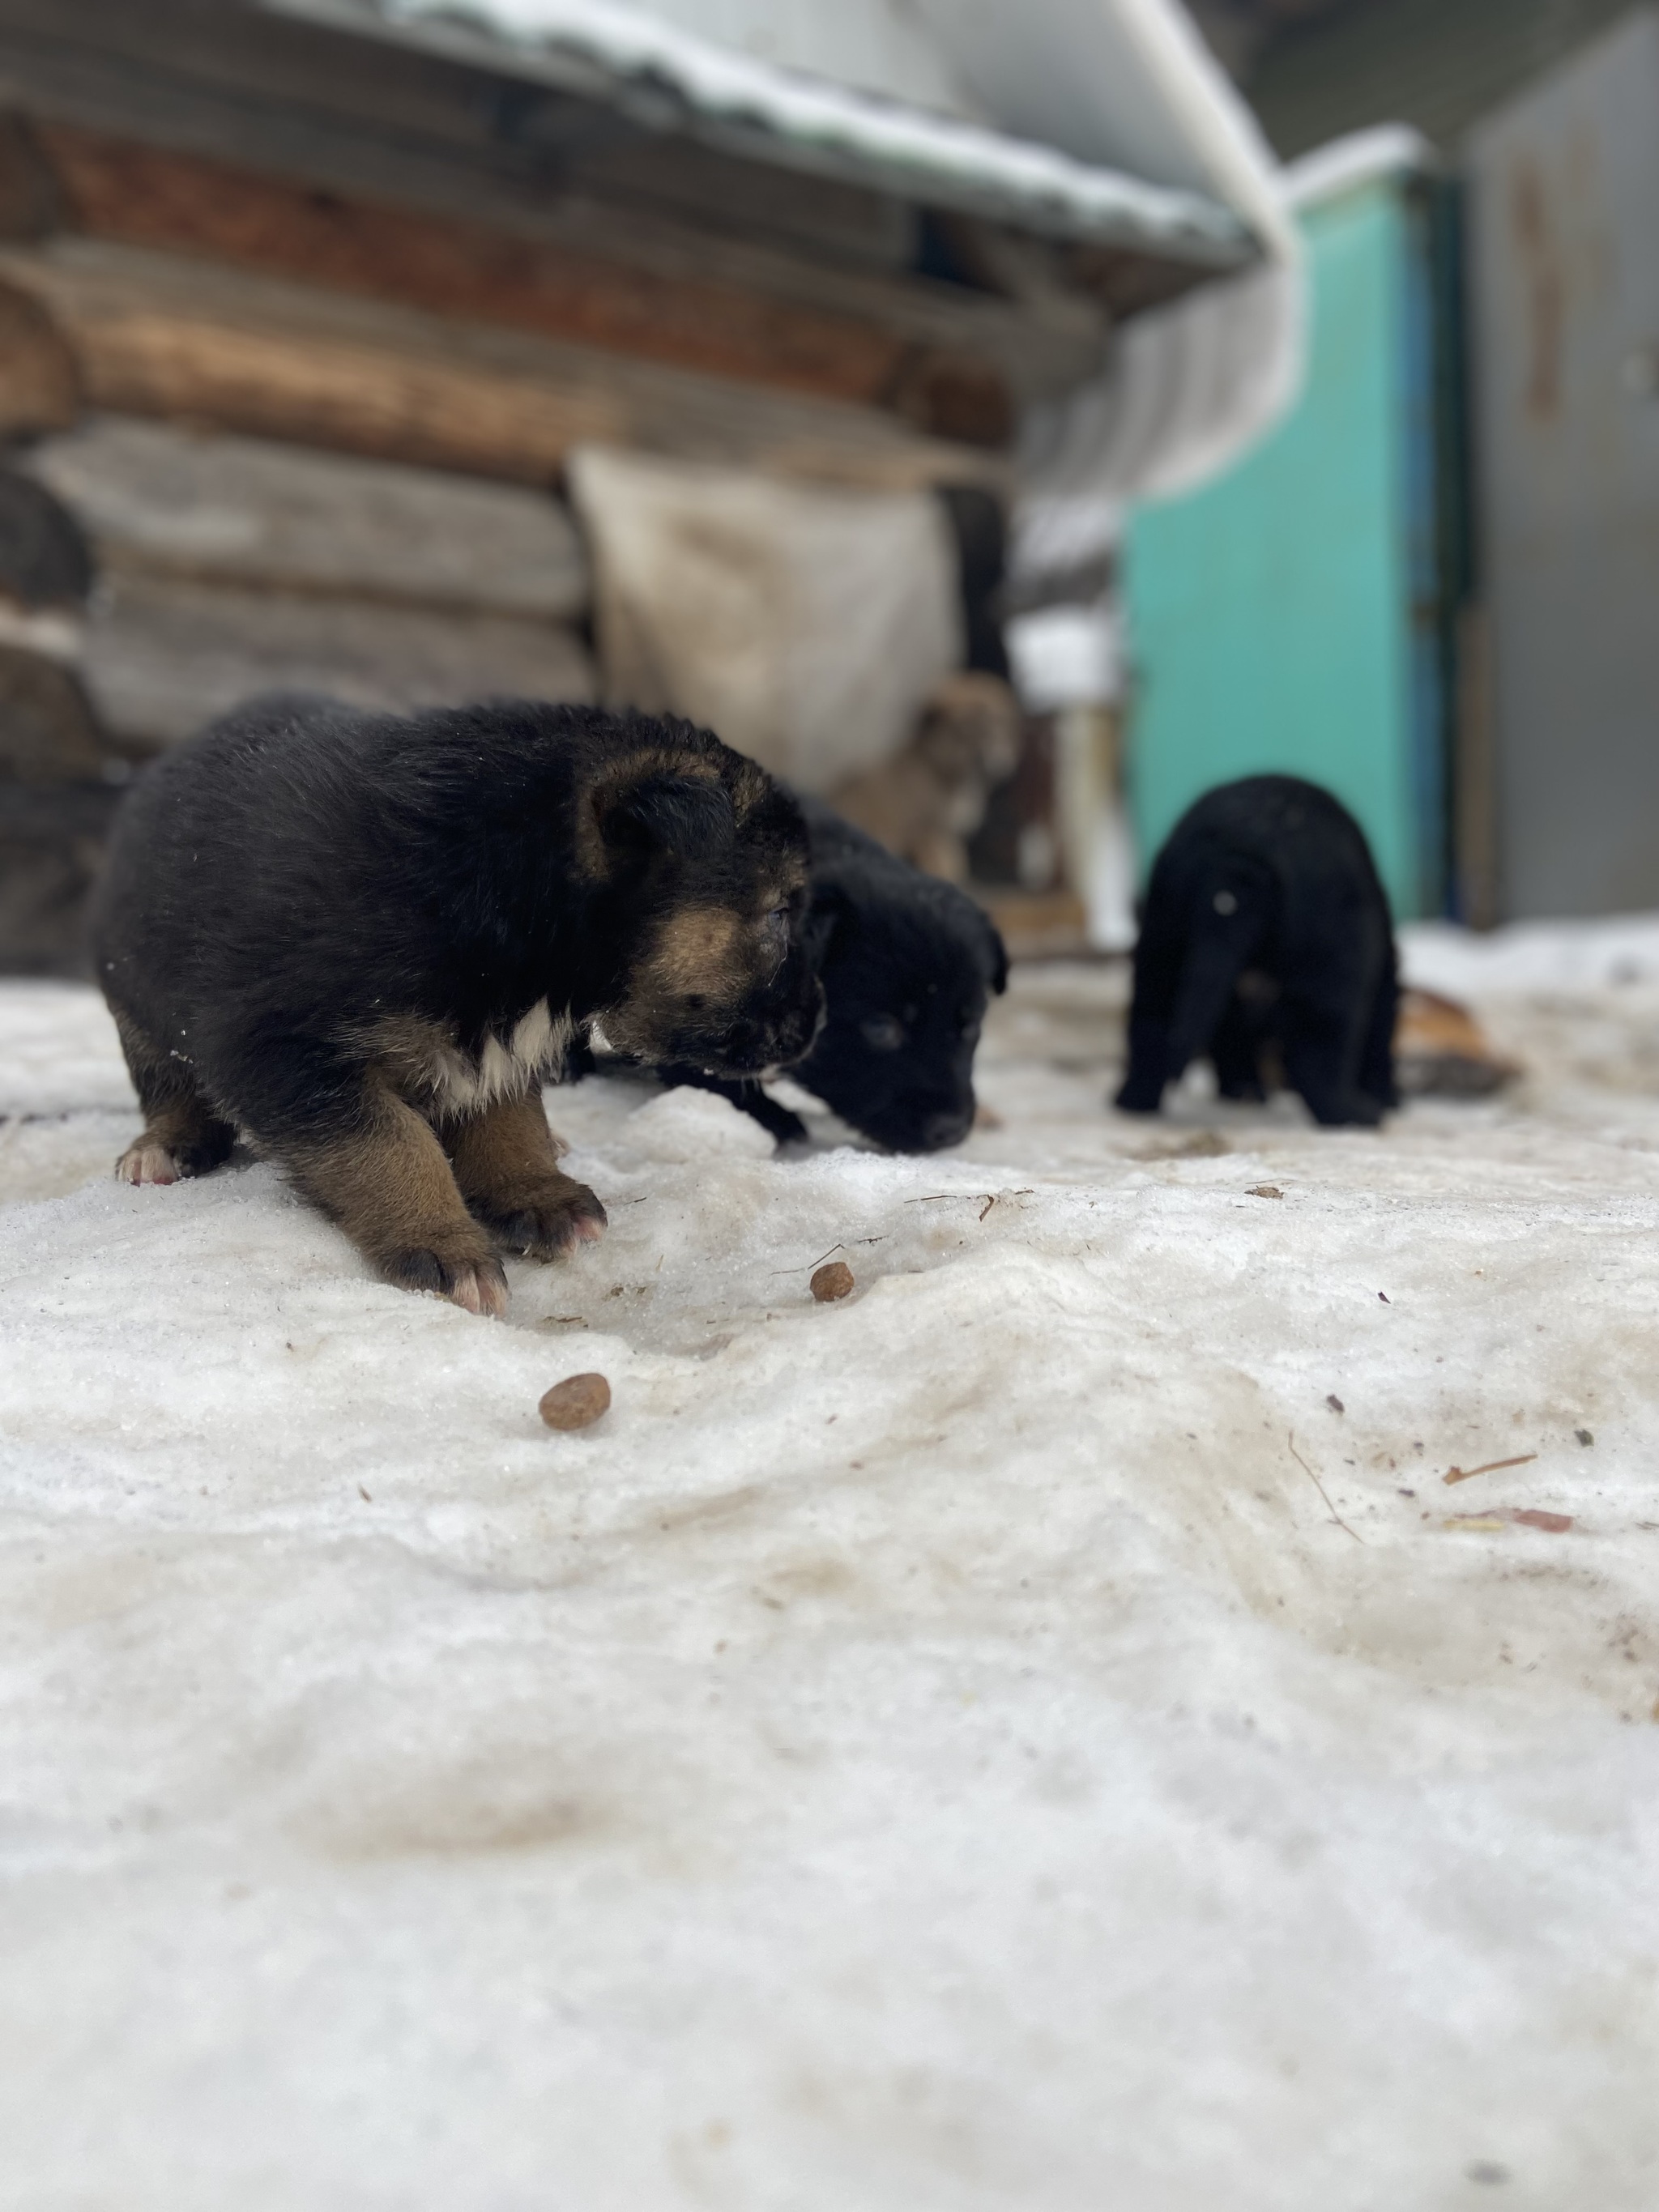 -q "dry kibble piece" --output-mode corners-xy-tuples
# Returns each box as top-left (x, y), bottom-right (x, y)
(539, 1371), (611, 1430)
(810, 1261), (855, 1302)
(1247, 1184), (1283, 1200)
